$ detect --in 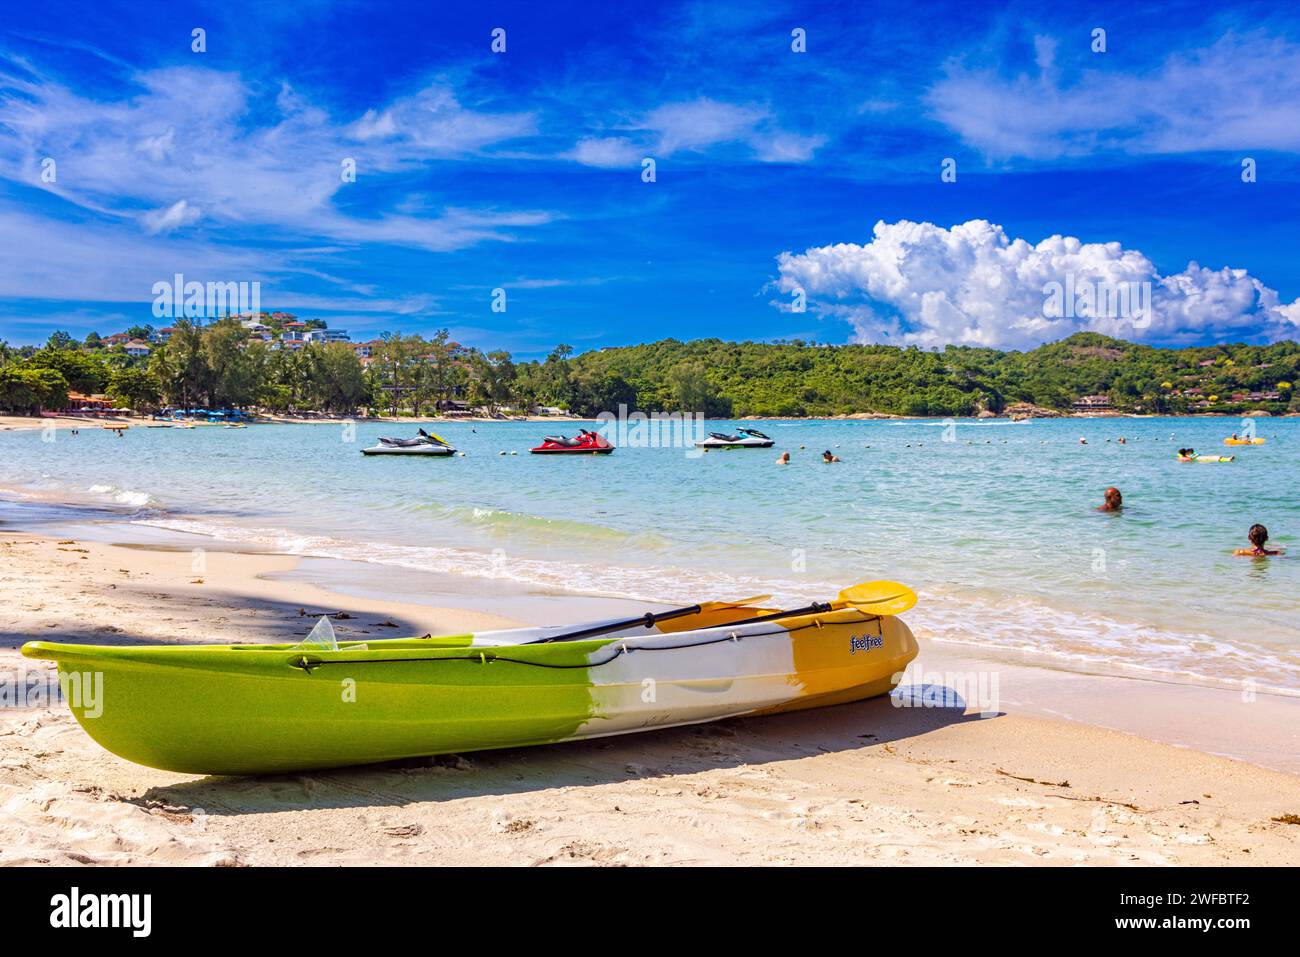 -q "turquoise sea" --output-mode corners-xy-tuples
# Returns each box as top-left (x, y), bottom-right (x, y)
(2, 416), (1297, 692)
